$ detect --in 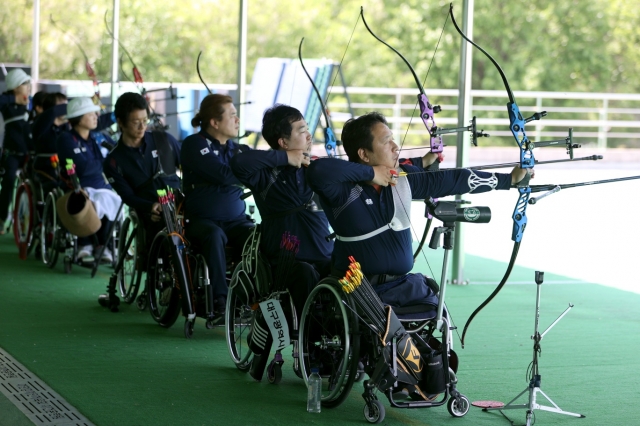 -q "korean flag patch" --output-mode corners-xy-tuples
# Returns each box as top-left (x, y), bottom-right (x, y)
(152, 150), (158, 158)
(73, 148), (81, 154)
(200, 147), (210, 155)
